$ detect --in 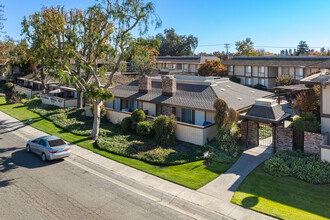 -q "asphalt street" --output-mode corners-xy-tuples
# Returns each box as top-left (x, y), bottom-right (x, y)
(0, 119), (193, 220)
